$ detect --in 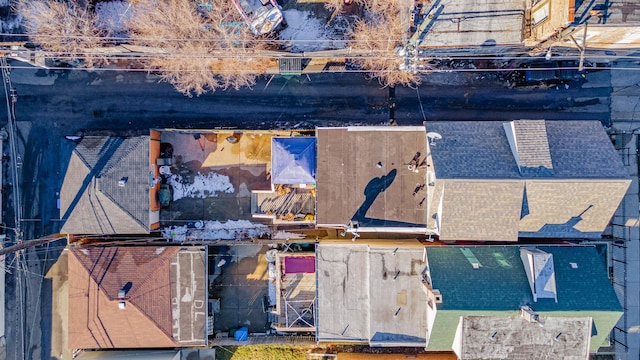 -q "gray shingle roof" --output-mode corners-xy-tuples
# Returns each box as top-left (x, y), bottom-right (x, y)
(60, 136), (150, 234)
(427, 120), (628, 180)
(545, 120), (630, 179)
(426, 121), (521, 179)
(426, 120), (630, 241)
